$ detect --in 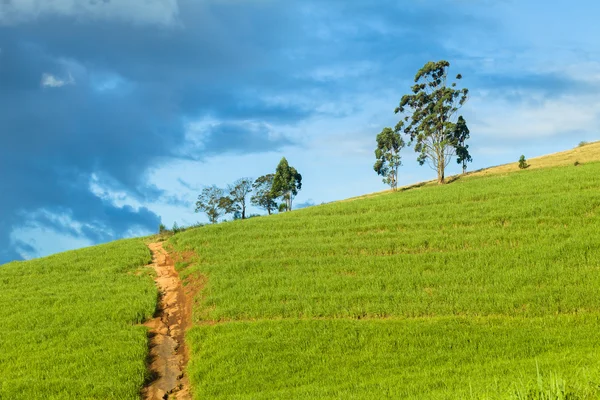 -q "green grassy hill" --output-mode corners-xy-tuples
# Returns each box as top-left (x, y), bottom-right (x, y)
(170, 158), (600, 399)
(0, 239), (157, 399)
(1, 143), (600, 399)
